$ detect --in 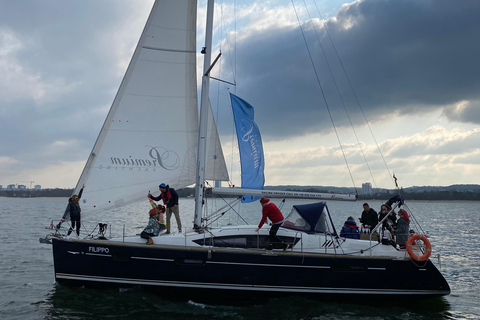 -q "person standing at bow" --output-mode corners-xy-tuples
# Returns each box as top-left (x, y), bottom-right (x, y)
(255, 197), (289, 251)
(61, 184), (85, 237)
(148, 183), (181, 234)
